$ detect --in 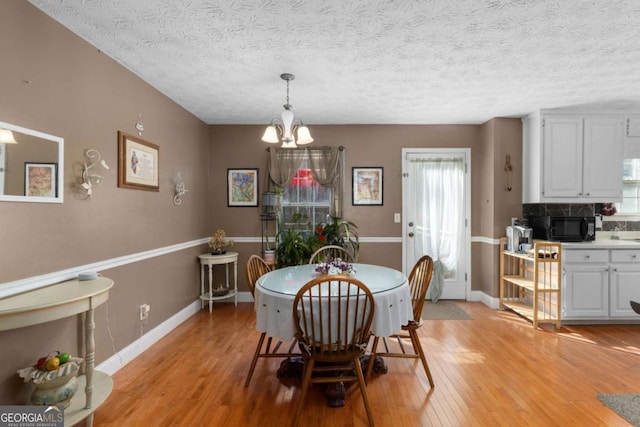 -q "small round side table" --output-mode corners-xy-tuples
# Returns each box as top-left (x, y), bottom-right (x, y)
(198, 252), (238, 312)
